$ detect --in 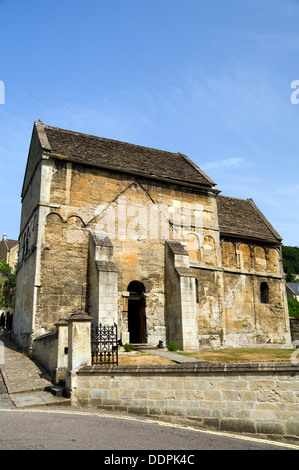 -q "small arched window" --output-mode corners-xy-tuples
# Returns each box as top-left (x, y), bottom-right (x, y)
(185, 232), (200, 262)
(260, 282), (269, 304)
